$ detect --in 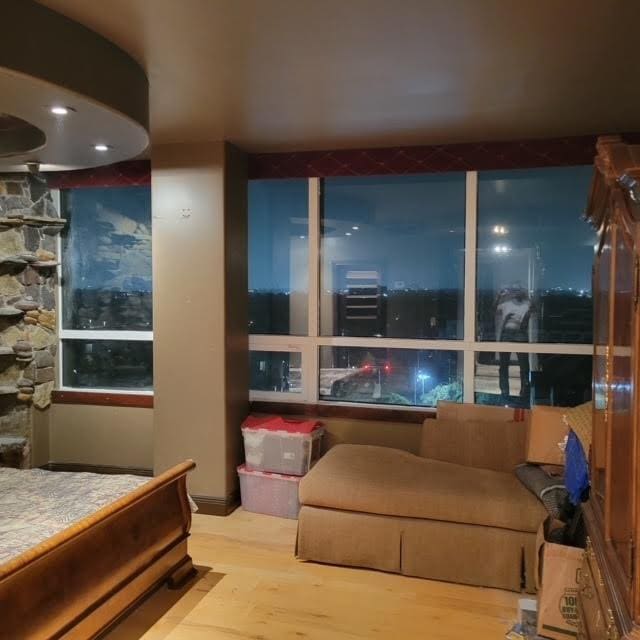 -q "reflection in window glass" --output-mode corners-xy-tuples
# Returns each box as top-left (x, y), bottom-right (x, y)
(61, 186), (152, 331)
(250, 351), (302, 393)
(249, 179), (309, 335)
(321, 174), (466, 339)
(320, 346), (463, 407)
(476, 166), (594, 344)
(62, 340), (153, 390)
(474, 351), (592, 408)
